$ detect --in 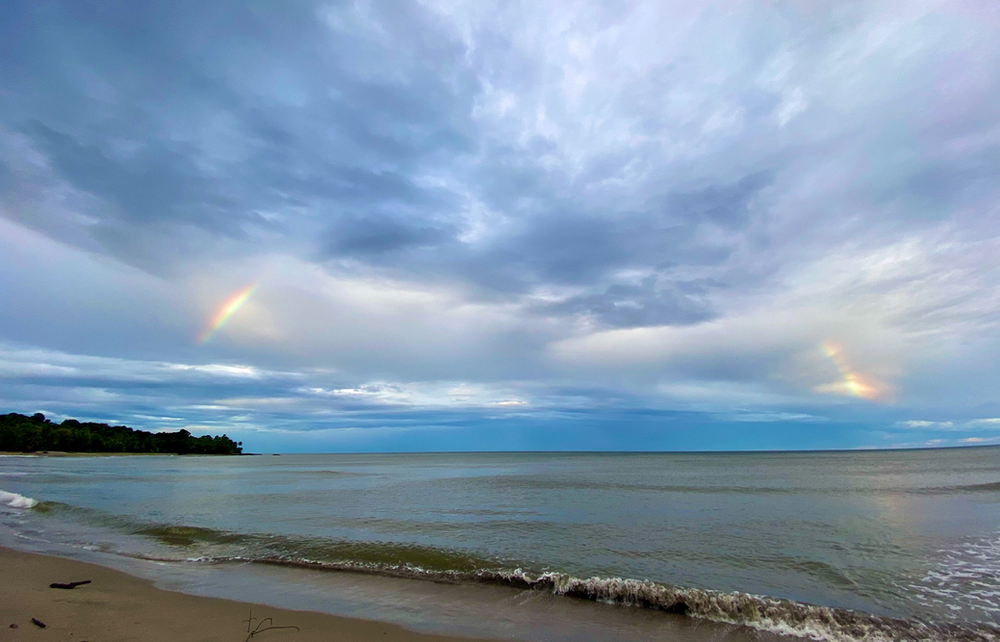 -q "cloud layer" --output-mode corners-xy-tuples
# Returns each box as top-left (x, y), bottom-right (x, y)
(2, 0), (999, 450)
